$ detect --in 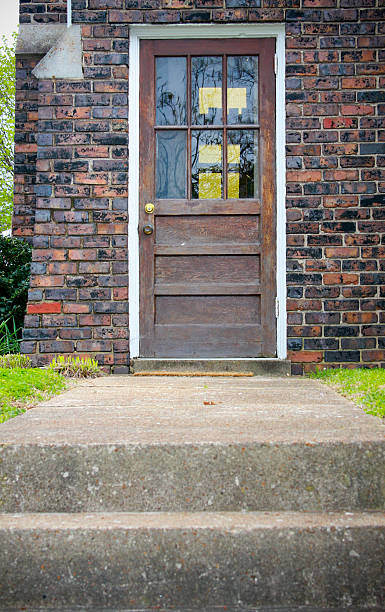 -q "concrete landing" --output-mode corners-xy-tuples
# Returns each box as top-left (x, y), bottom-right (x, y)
(1, 375), (383, 445)
(0, 376), (384, 513)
